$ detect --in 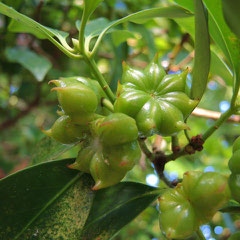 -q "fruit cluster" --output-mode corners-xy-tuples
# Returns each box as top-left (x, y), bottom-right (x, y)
(45, 77), (141, 189)
(159, 171), (230, 239)
(228, 136), (240, 203)
(45, 57), (198, 190)
(69, 113), (141, 190)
